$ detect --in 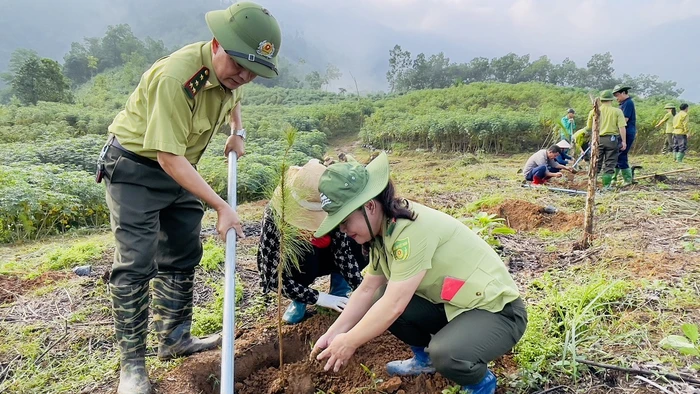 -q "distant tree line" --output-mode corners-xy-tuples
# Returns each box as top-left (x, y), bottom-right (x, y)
(0, 25), (169, 105)
(386, 45), (684, 98)
(0, 24), (343, 106)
